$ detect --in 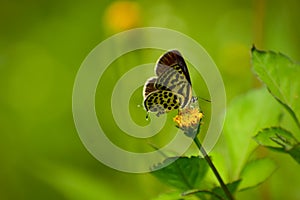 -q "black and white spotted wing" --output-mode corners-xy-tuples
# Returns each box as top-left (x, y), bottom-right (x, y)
(143, 50), (192, 116)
